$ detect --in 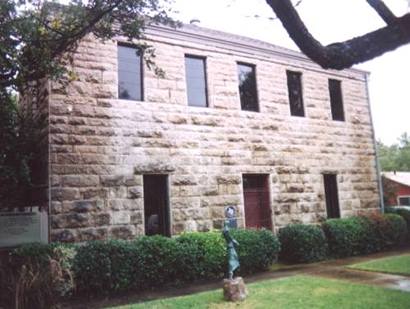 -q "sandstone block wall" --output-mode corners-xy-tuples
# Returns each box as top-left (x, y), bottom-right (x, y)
(46, 25), (380, 242)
